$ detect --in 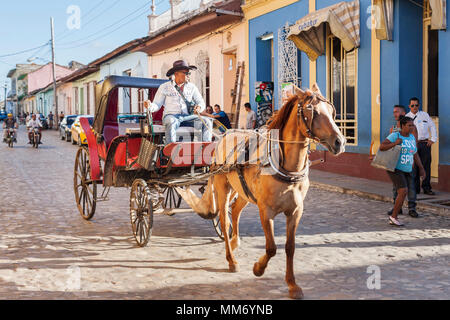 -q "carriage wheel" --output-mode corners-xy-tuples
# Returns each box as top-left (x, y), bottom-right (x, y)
(212, 206), (233, 241)
(200, 188), (234, 241)
(163, 186), (182, 209)
(130, 179), (153, 247)
(74, 147), (97, 220)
